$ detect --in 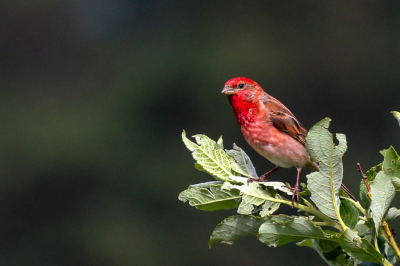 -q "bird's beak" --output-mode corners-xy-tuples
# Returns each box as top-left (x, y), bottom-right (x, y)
(221, 86), (236, 95)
